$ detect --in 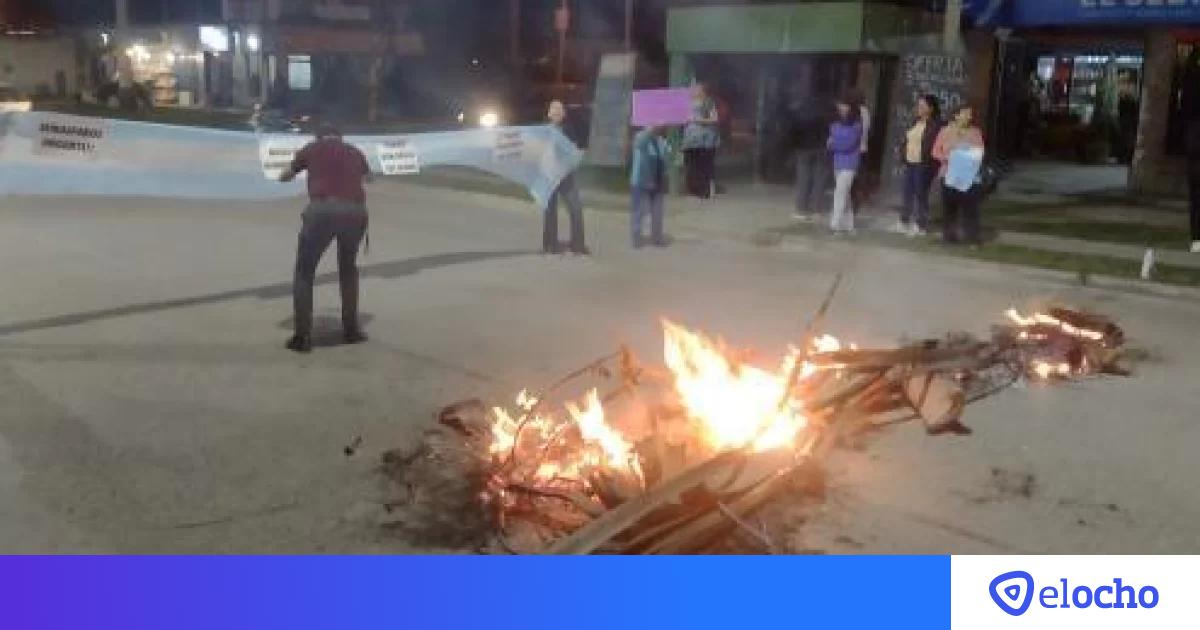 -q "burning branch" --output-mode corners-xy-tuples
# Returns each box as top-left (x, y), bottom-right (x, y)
(381, 302), (1132, 554)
